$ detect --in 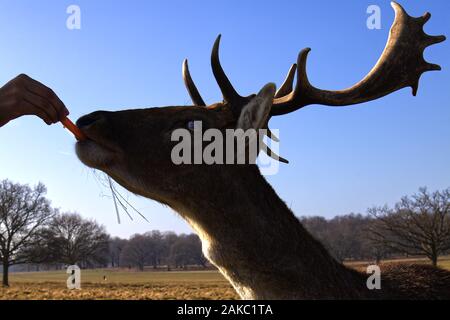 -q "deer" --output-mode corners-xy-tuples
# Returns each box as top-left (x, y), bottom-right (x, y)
(75, 2), (448, 299)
